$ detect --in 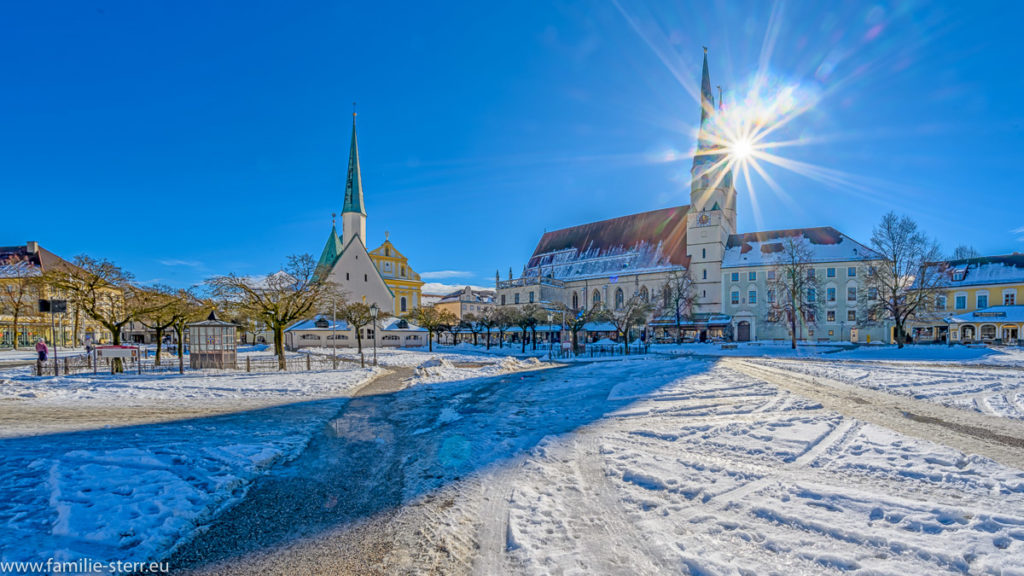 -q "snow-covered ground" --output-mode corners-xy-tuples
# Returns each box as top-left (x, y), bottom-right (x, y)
(651, 341), (851, 357)
(759, 356), (1024, 420)
(303, 343), (546, 367)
